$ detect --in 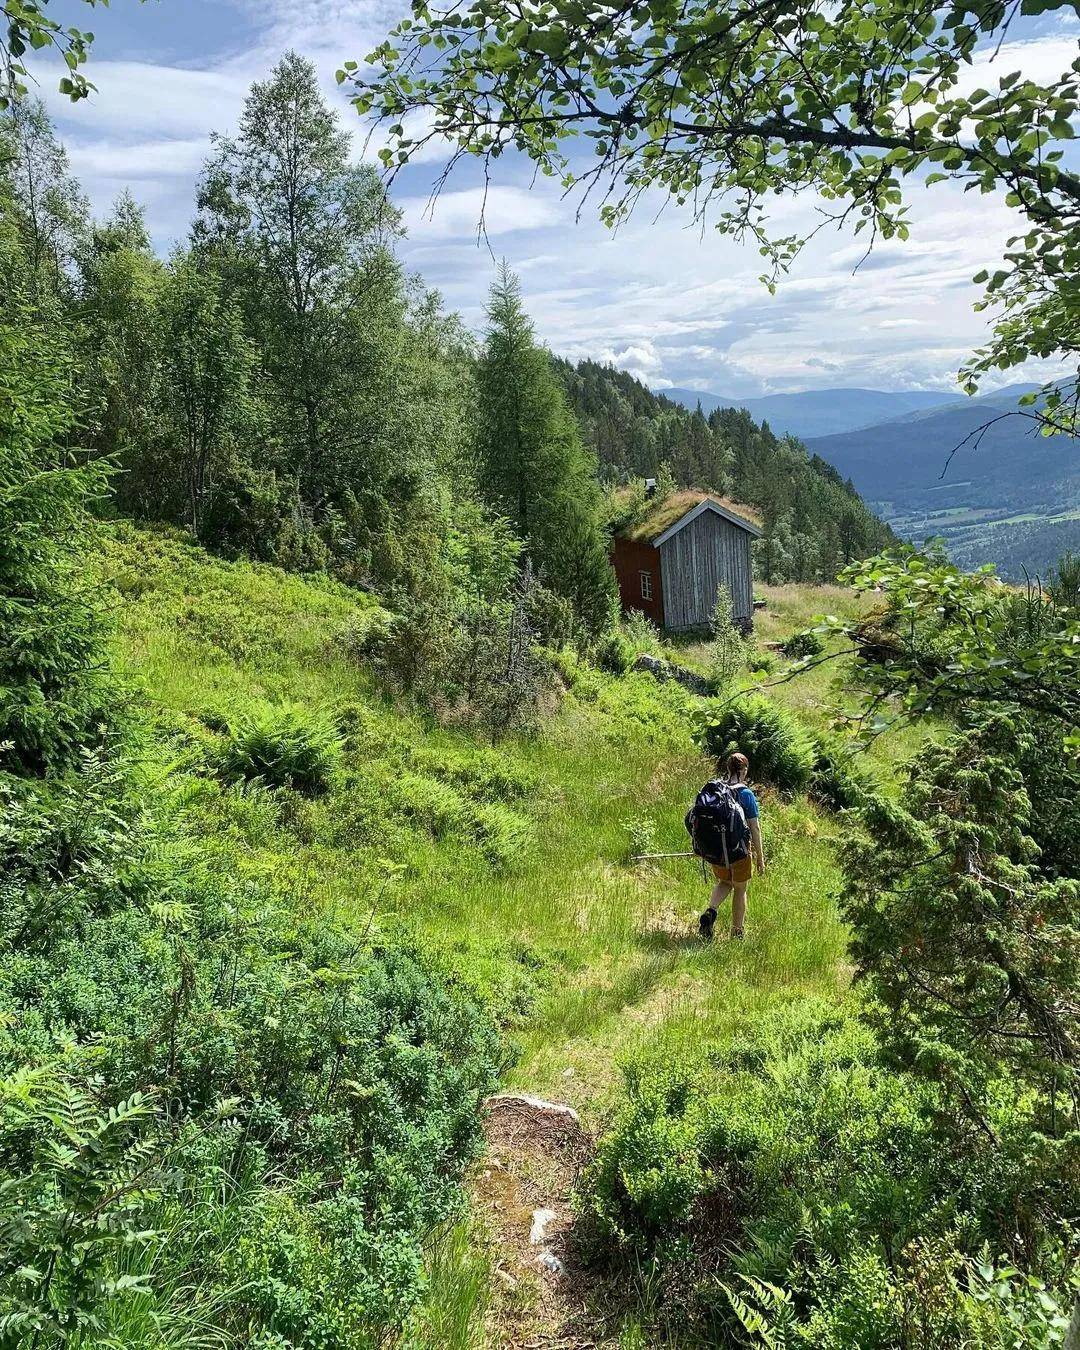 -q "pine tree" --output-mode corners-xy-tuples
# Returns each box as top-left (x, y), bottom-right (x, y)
(476, 263), (615, 633)
(0, 219), (109, 775)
